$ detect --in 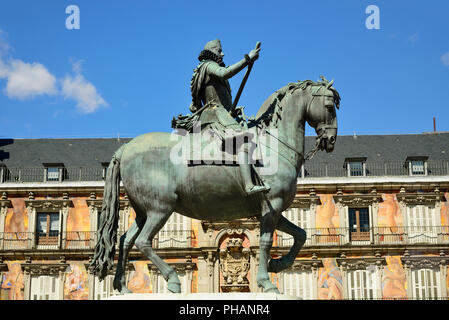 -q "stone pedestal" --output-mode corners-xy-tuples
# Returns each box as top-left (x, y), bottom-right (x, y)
(107, 292), (301, 300)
